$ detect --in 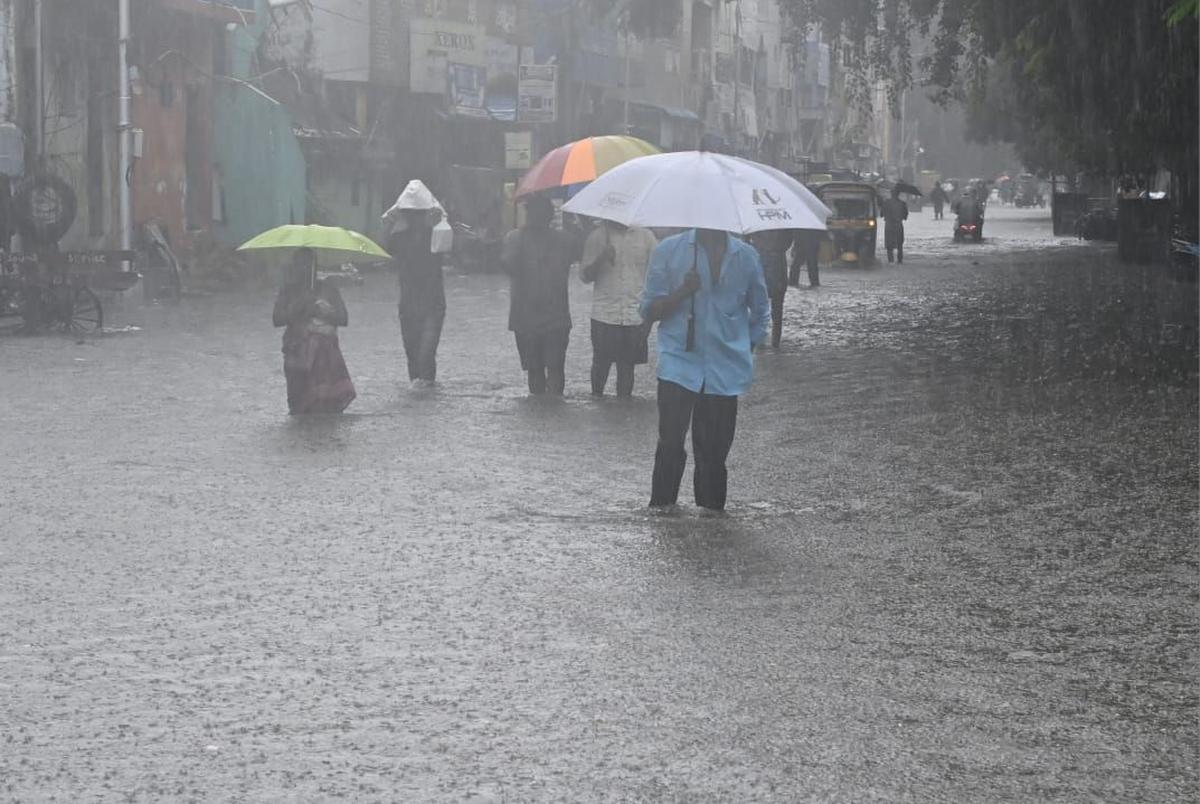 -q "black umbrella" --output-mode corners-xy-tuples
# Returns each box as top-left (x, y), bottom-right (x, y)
(892, 181), (924, 197)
